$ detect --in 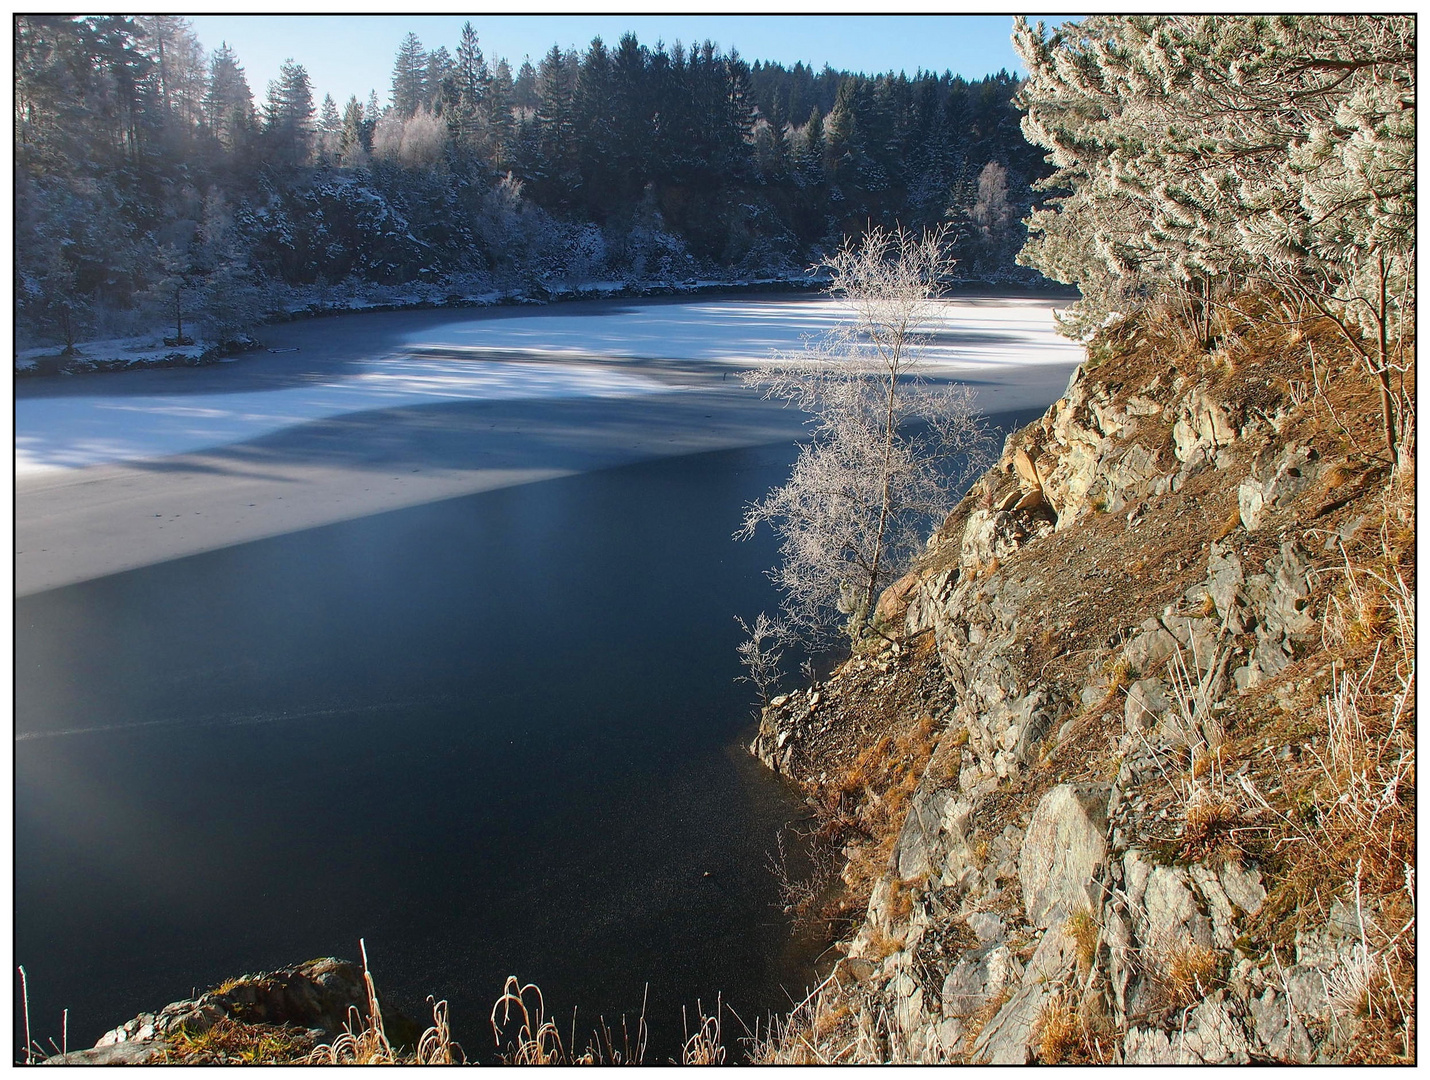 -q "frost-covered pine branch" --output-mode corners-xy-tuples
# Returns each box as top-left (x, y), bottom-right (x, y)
(1013, 15), (1415, 459)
